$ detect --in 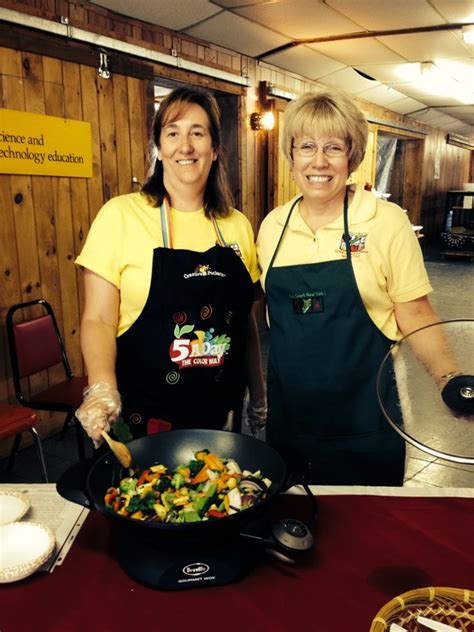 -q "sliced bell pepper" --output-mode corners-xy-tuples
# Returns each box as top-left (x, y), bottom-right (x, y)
(207, 509), (226, 519)
(191, 464), (209, 485)
(203, 453), (225, 471)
